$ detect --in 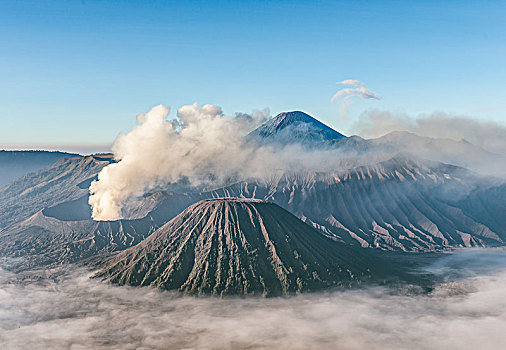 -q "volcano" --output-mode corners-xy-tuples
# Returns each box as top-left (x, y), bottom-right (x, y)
(247, 111), (346, 145)
(97, 198), (394, 296)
